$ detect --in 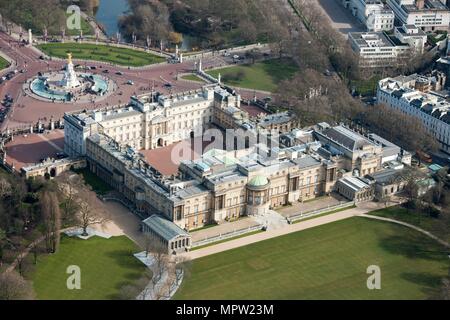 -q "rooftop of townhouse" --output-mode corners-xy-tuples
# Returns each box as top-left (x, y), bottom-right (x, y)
(379, 79), (450, 123)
